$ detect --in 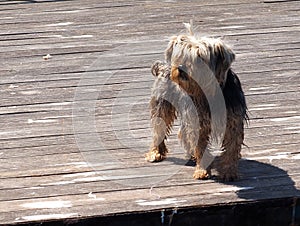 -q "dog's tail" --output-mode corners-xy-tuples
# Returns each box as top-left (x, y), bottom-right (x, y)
(183, 19), (194, 36)
(151, 61), (171, 78)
